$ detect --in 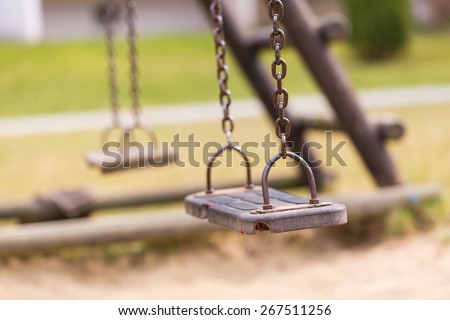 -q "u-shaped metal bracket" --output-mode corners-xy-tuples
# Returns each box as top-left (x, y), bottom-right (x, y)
(100, 121), (159, 151)
(262, 151), (319, 209)
(124, 121), (159, 147)
(101, 123), (126, 147)
(206, 143), (253, 194)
